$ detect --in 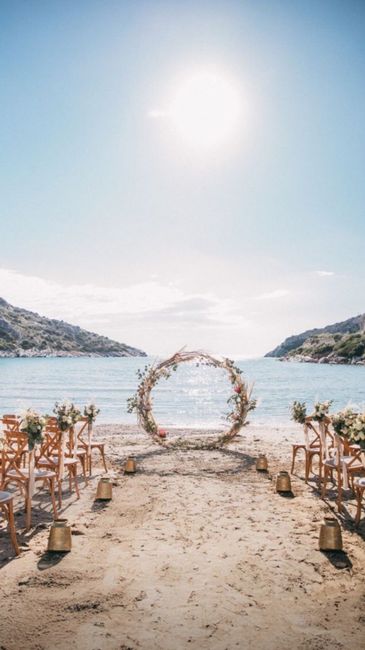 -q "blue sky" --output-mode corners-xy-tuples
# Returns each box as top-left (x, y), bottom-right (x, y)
(1, 1), (365, 355)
